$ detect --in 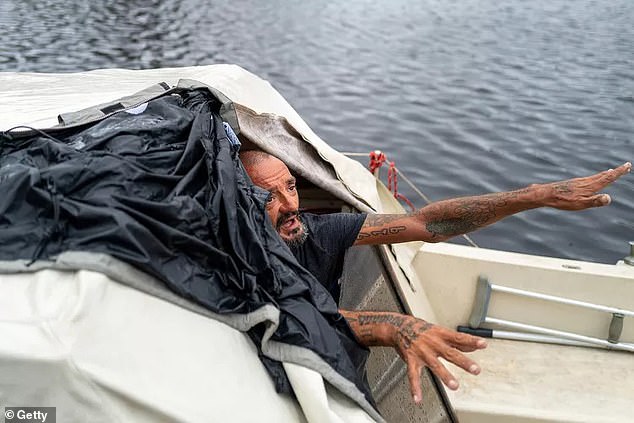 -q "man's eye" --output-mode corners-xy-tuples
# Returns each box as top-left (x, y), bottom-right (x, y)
(289, 185), (296, 192)
(266, 194), (274, 203)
